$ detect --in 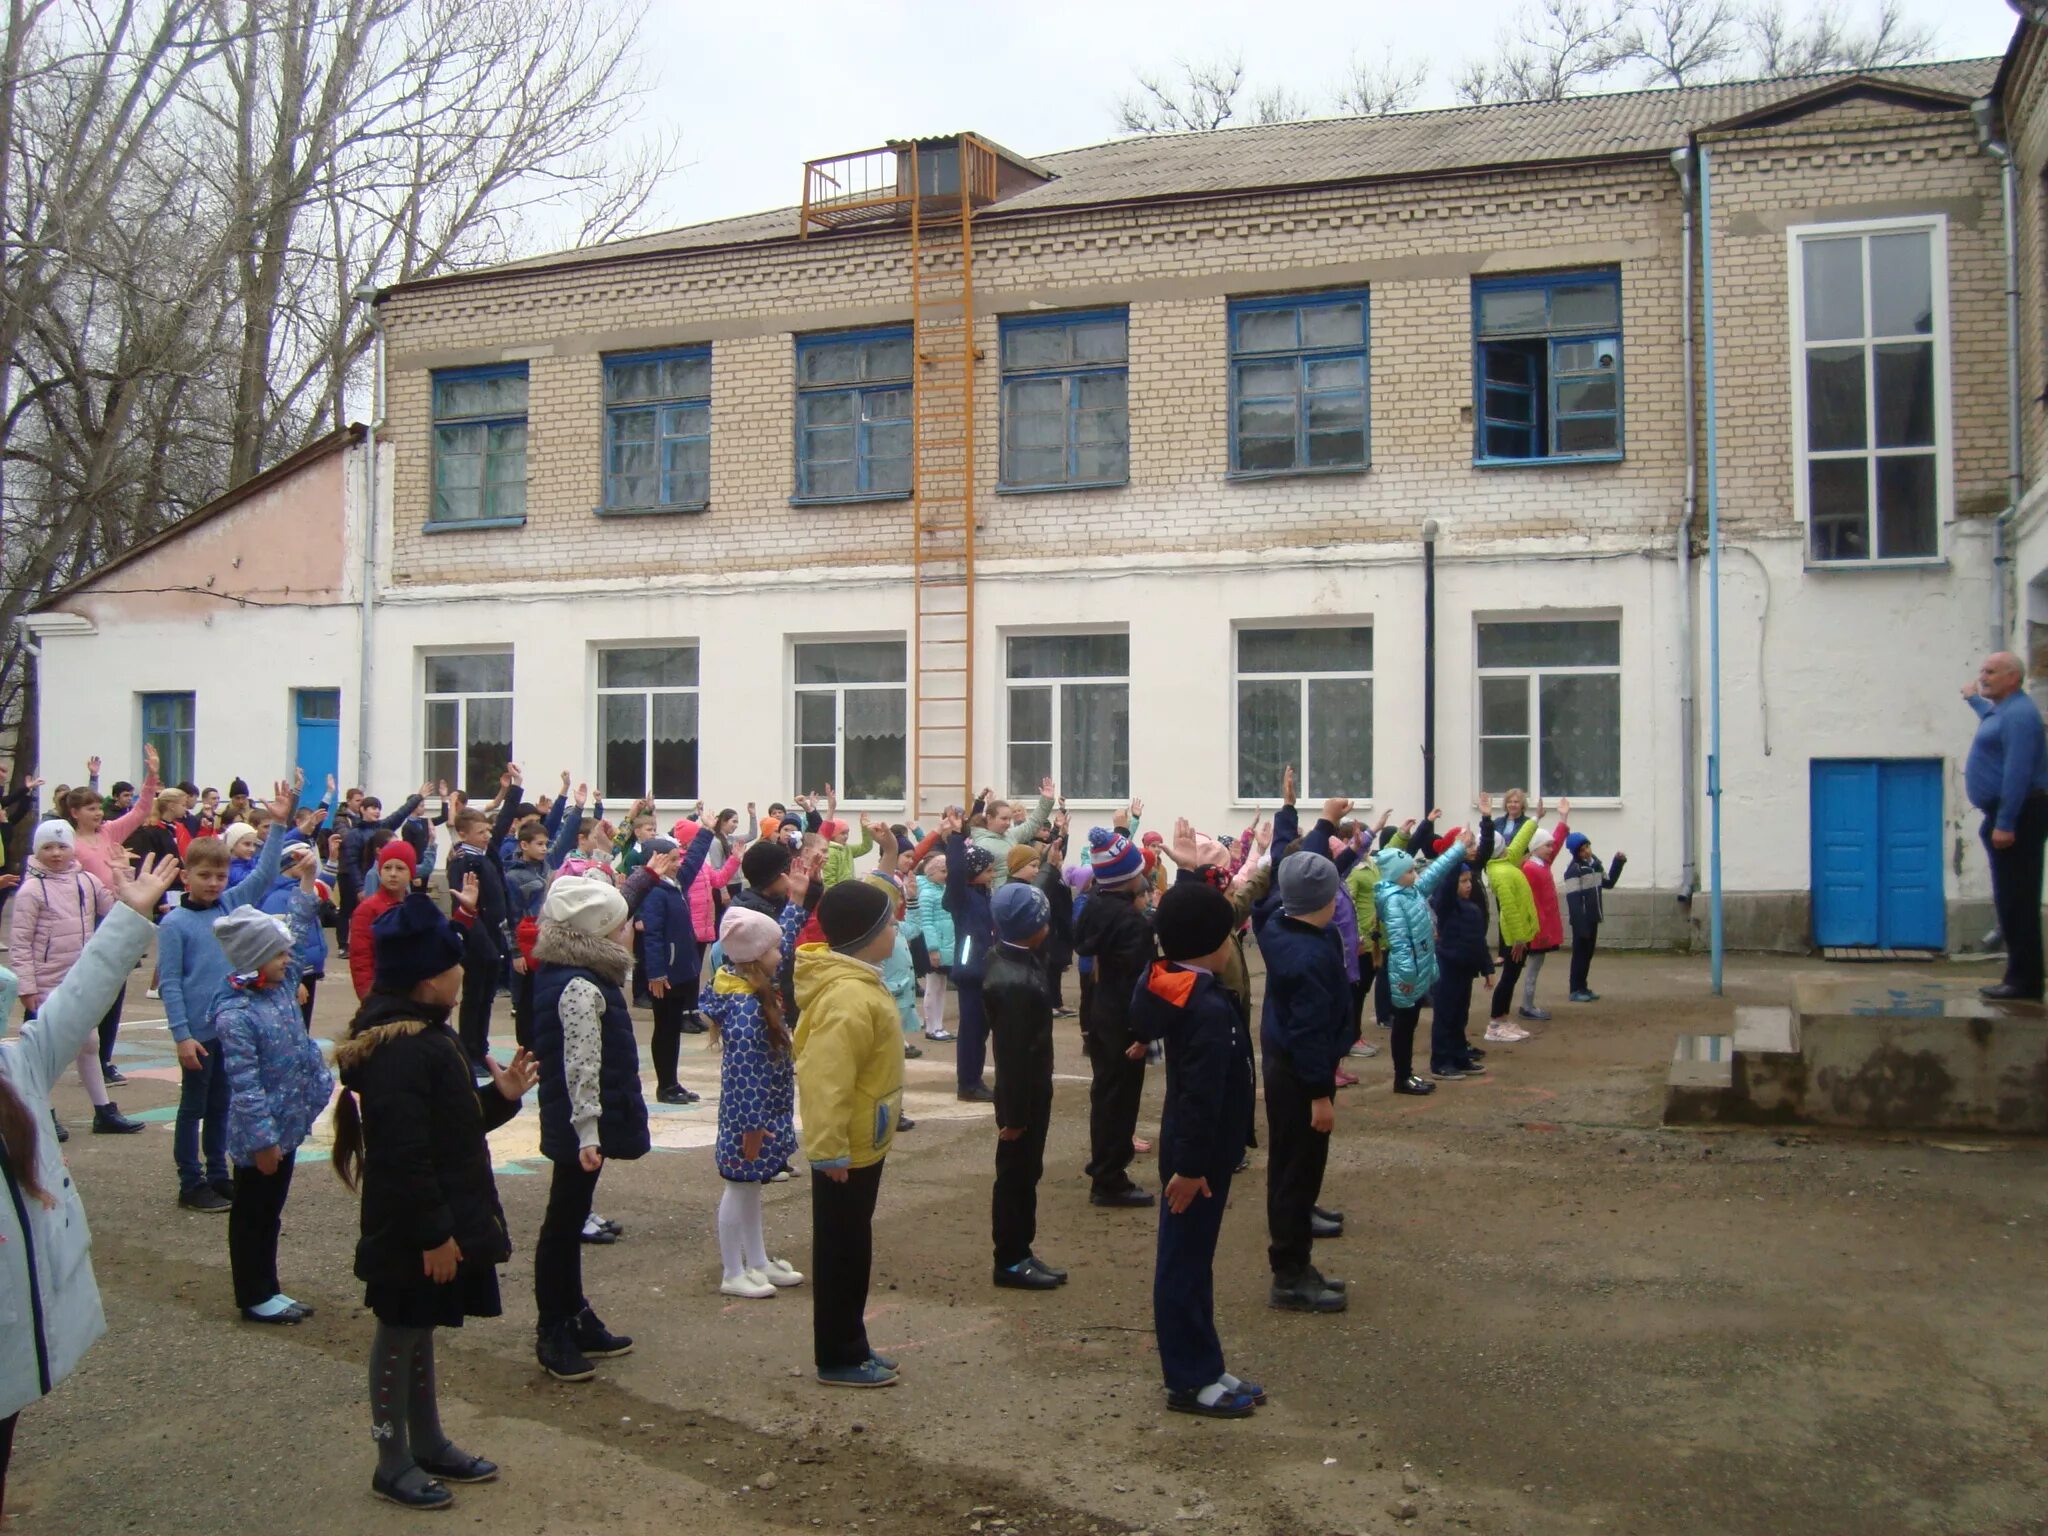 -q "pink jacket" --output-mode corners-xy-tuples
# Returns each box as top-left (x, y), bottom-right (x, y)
(689, 853), (741, 942)
(8, 859), (116, 998)
(1523, 821), (1568, 953)
(70, 777), (160, 886)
